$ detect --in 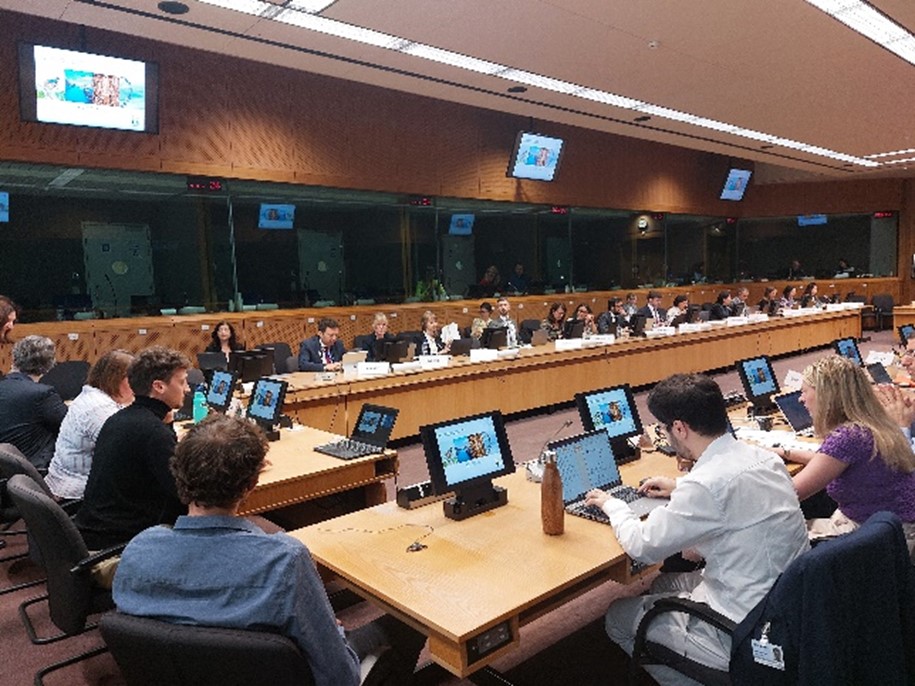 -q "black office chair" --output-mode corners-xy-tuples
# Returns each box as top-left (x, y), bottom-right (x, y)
(257, 342), (293, 374)
(629, 512), (915, 686)
(285, 356), (300, 373)
(40, 360), (90, 401)
(7, 474), (122, 686)
(353, 334), (374, 352)
(871, 293), (895, 331)
(519, 319), (541, 345)
(100, 613), (317, 686)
